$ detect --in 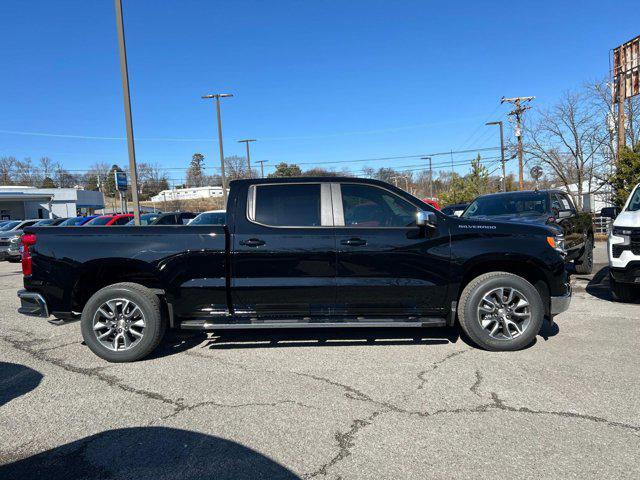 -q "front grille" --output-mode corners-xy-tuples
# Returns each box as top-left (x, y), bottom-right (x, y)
(0, 240), (9, 247)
